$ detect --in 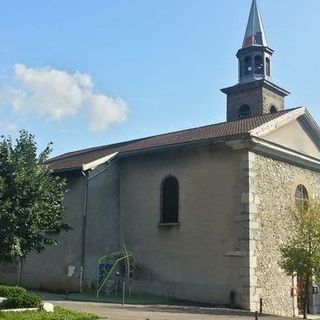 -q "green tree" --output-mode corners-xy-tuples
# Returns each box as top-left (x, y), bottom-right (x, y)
(0, 130), (70, 285)
(280, 199), (320, 319)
